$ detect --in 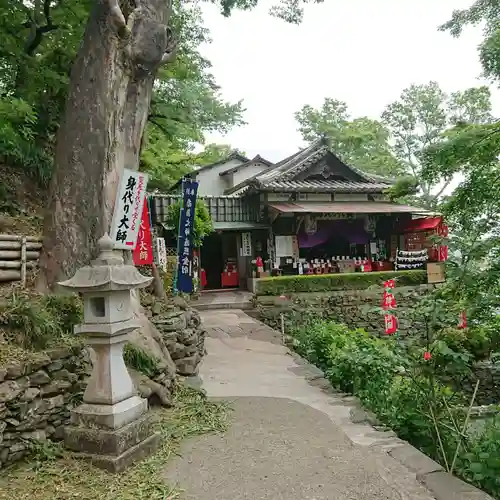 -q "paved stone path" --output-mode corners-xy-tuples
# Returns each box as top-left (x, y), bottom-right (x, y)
(163, 310), (488, 500)
(192, 291), (253, 311)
